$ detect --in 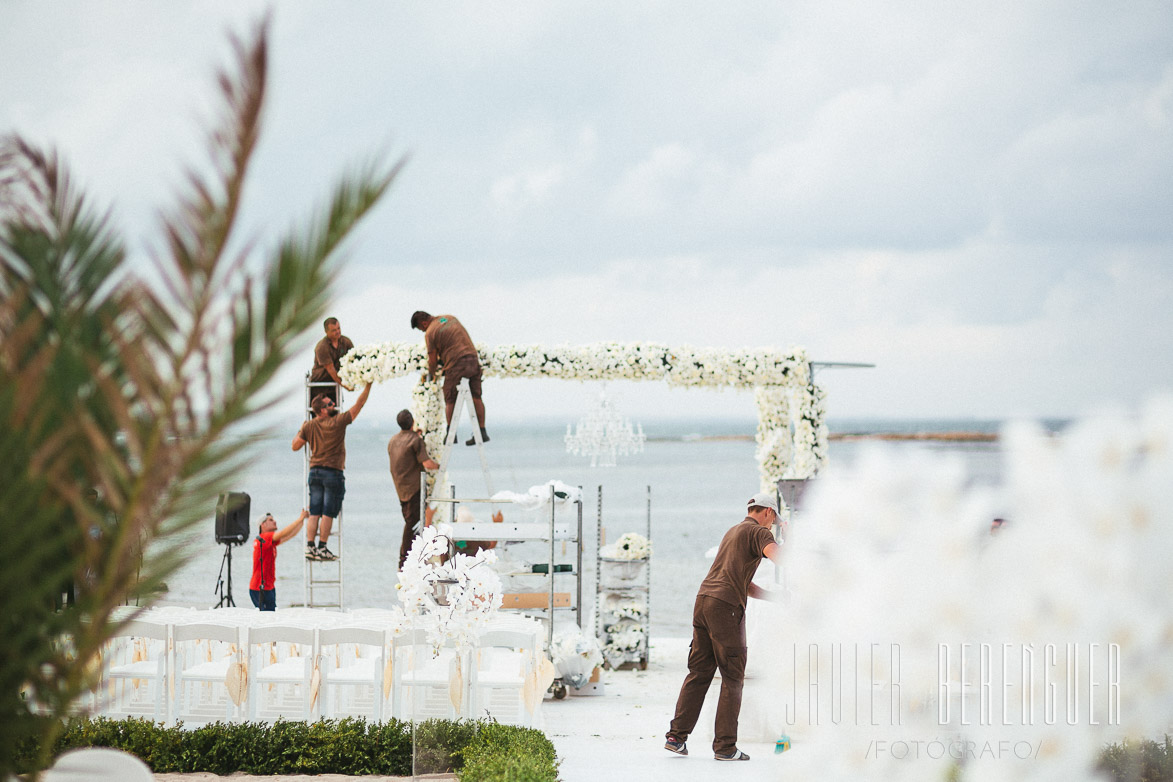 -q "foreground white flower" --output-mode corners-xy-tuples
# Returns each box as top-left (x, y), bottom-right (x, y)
(395, 525), (503, 654)
(770, 397), (1173, 782)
